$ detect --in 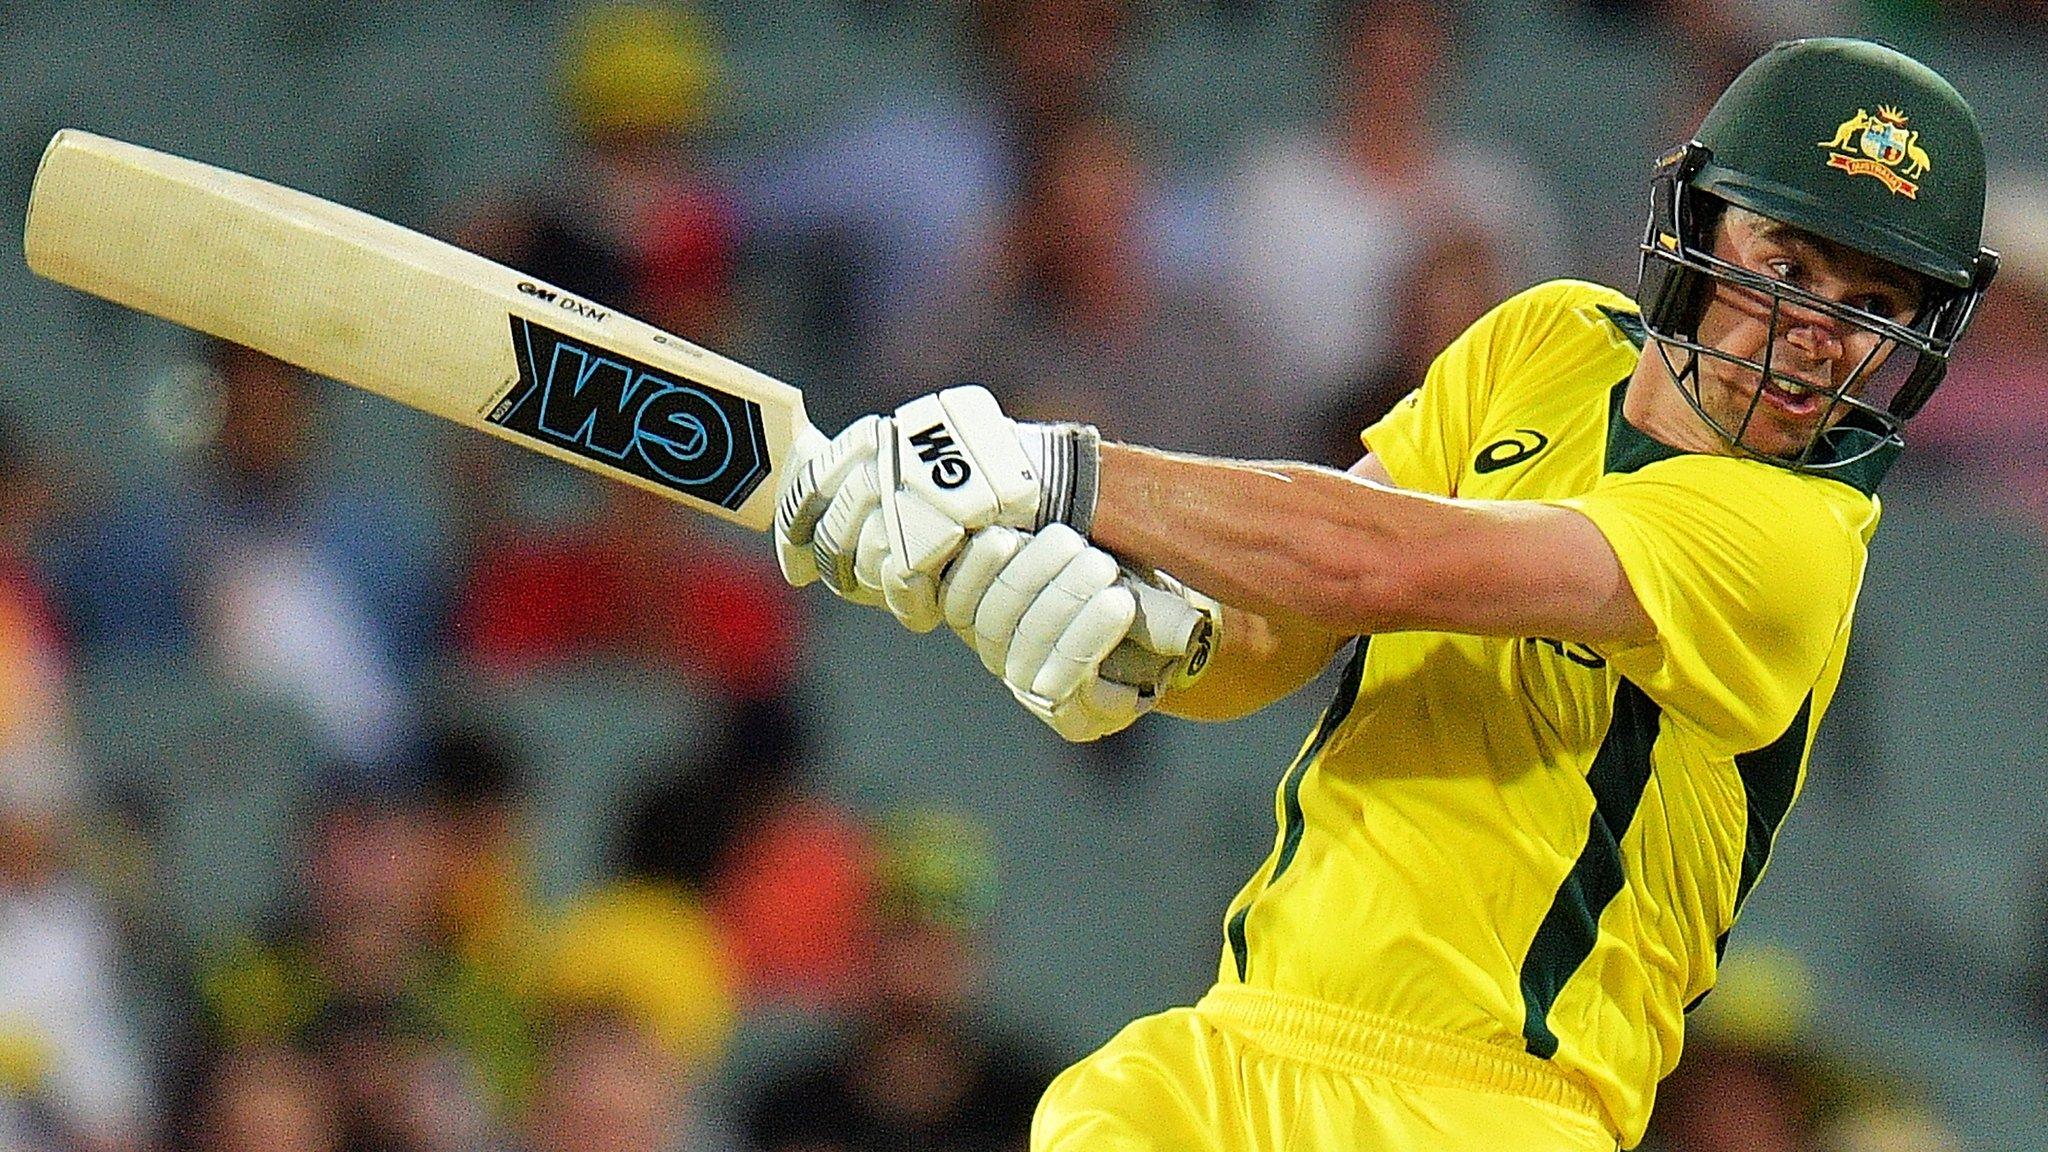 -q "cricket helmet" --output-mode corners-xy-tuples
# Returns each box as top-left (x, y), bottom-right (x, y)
(1636, 37), (1999, 478)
